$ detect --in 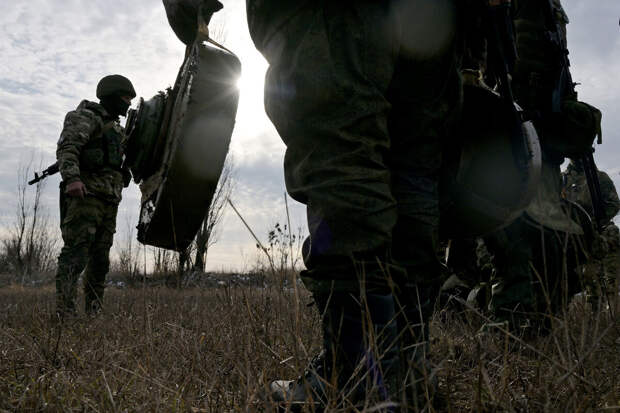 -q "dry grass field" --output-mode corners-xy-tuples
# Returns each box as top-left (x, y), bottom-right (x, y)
(0, 279), (619, 412)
